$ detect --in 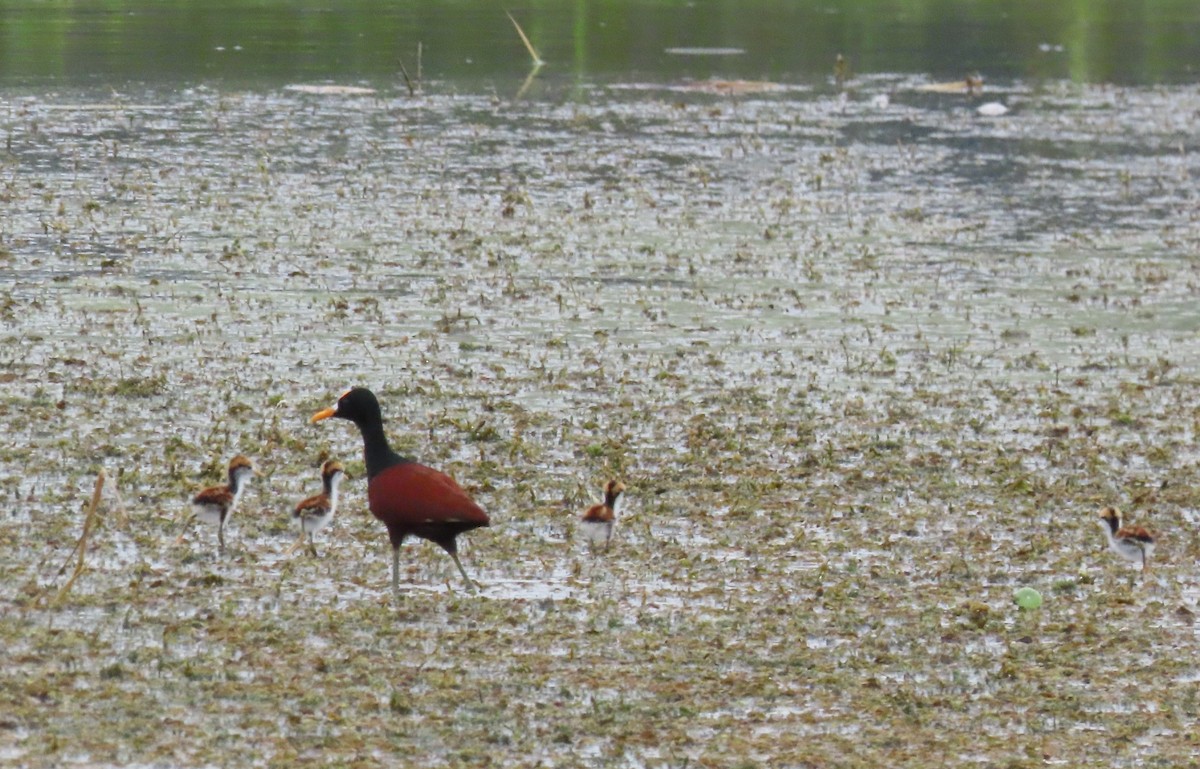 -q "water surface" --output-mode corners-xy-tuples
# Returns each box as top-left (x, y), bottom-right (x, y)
(2, 0), (1199, 87)
(2, 3), (1200, 768)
